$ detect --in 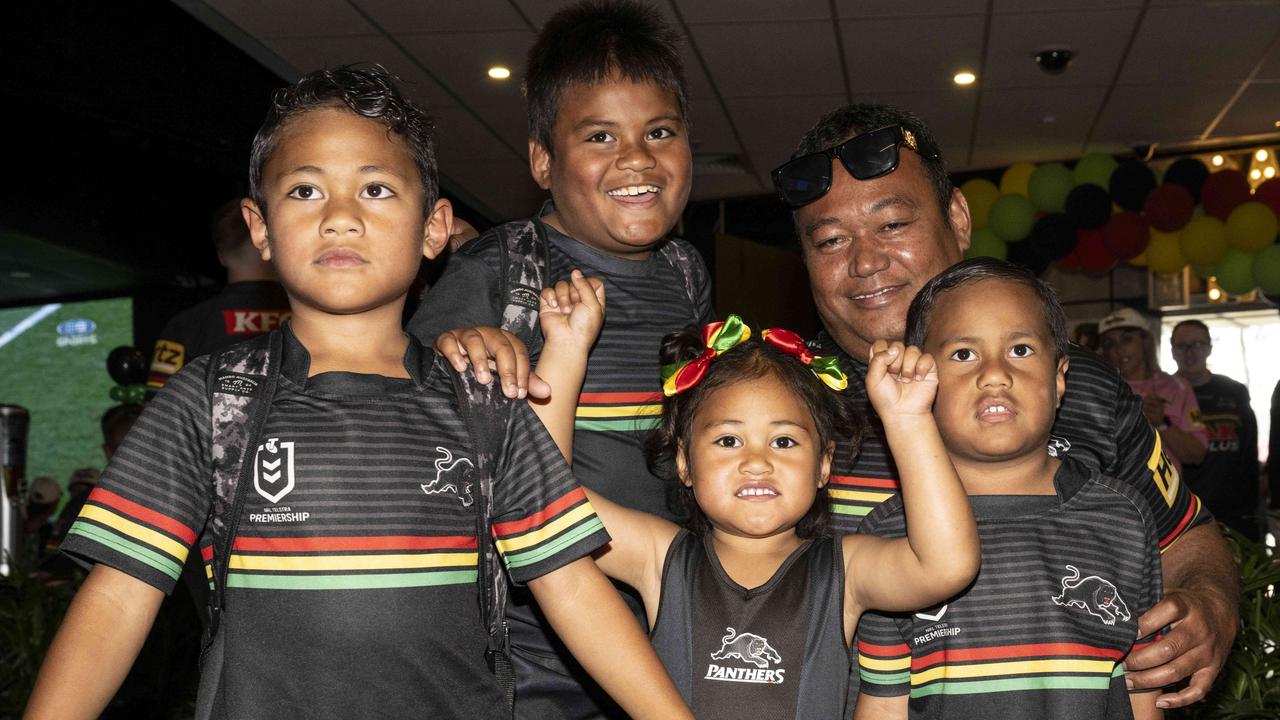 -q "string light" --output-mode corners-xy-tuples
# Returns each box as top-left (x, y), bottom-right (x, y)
(1211, 155), (1225, 167)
